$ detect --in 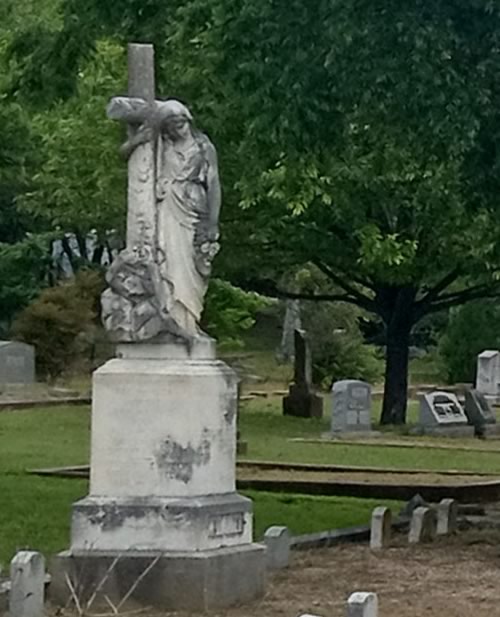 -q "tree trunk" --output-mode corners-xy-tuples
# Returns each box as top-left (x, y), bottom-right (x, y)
(380, 318), (411, 425)
(376, 285), (416, 426)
